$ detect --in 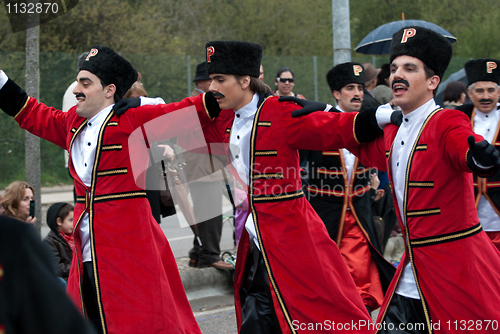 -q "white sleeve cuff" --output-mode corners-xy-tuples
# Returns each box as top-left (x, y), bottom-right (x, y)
(0, 71), (9, 90)
(140, 96), (165, 106)
(375, 103), (393, 129)
(324, 104), (333, 112)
